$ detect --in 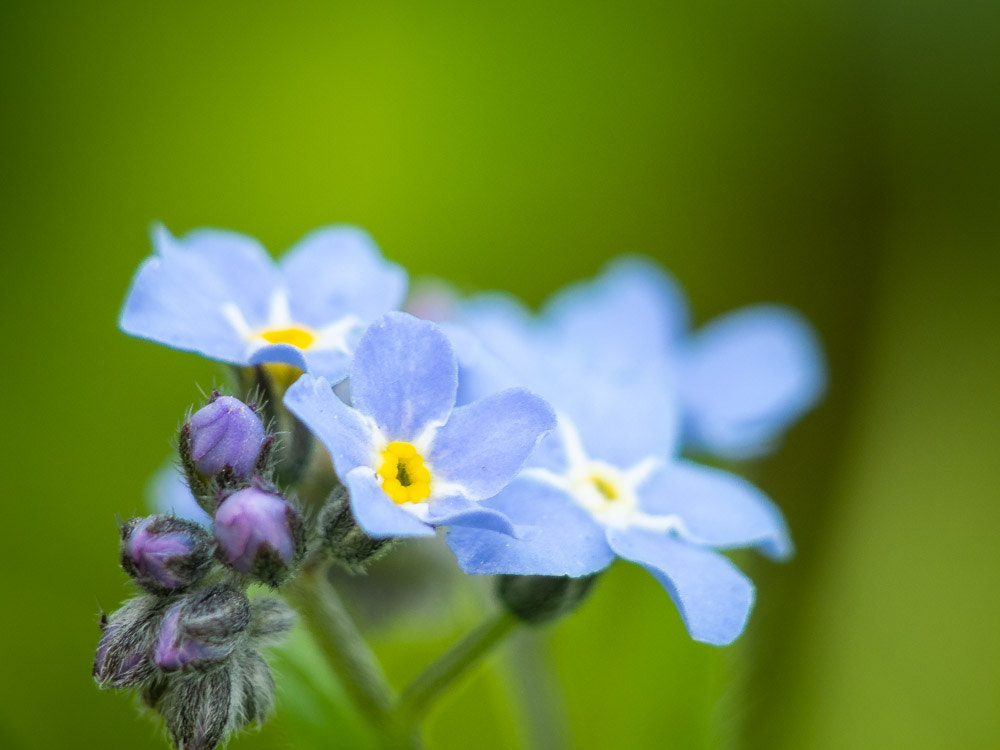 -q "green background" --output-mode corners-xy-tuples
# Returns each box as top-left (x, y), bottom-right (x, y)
(2, 1), (997, 748)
